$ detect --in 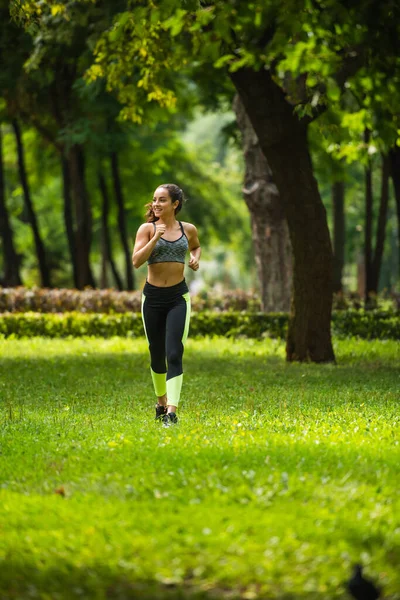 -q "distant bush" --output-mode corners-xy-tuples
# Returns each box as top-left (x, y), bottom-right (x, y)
(1, 287), (398, 314)
(332, 309), (400, 340)
(0, 287), (261, 314)
(0, 287), (143, 314)
(0, 310), (398, 340)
